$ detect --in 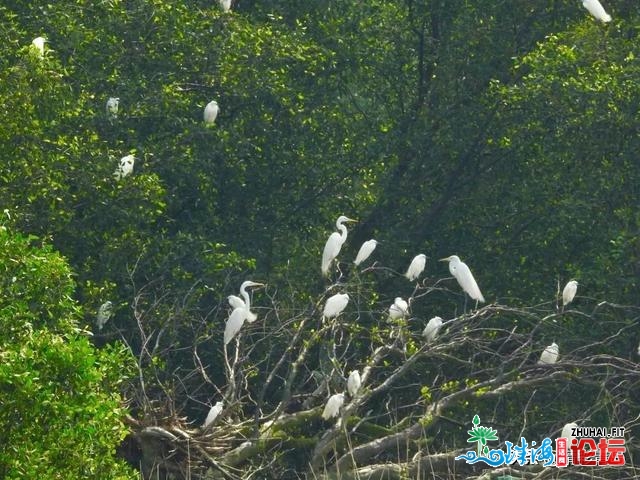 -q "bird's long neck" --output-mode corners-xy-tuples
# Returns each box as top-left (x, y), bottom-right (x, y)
(338, 224), (348, 244)
(241, 288), (251, 311)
